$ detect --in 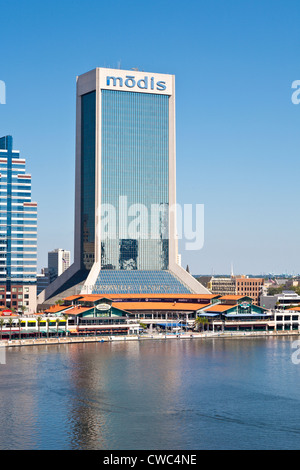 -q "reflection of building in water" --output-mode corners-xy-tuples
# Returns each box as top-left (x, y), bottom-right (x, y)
(65, 344), (111, 450)
(39, 67), (209, 306)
